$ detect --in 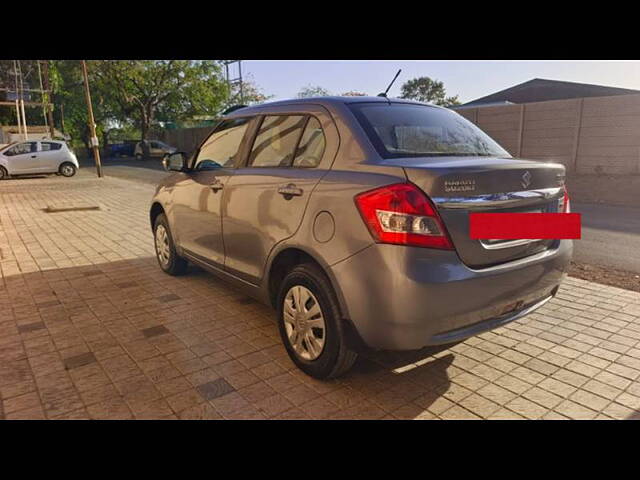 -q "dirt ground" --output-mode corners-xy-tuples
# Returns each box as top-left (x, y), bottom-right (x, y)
(569, 261), (640, 293)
